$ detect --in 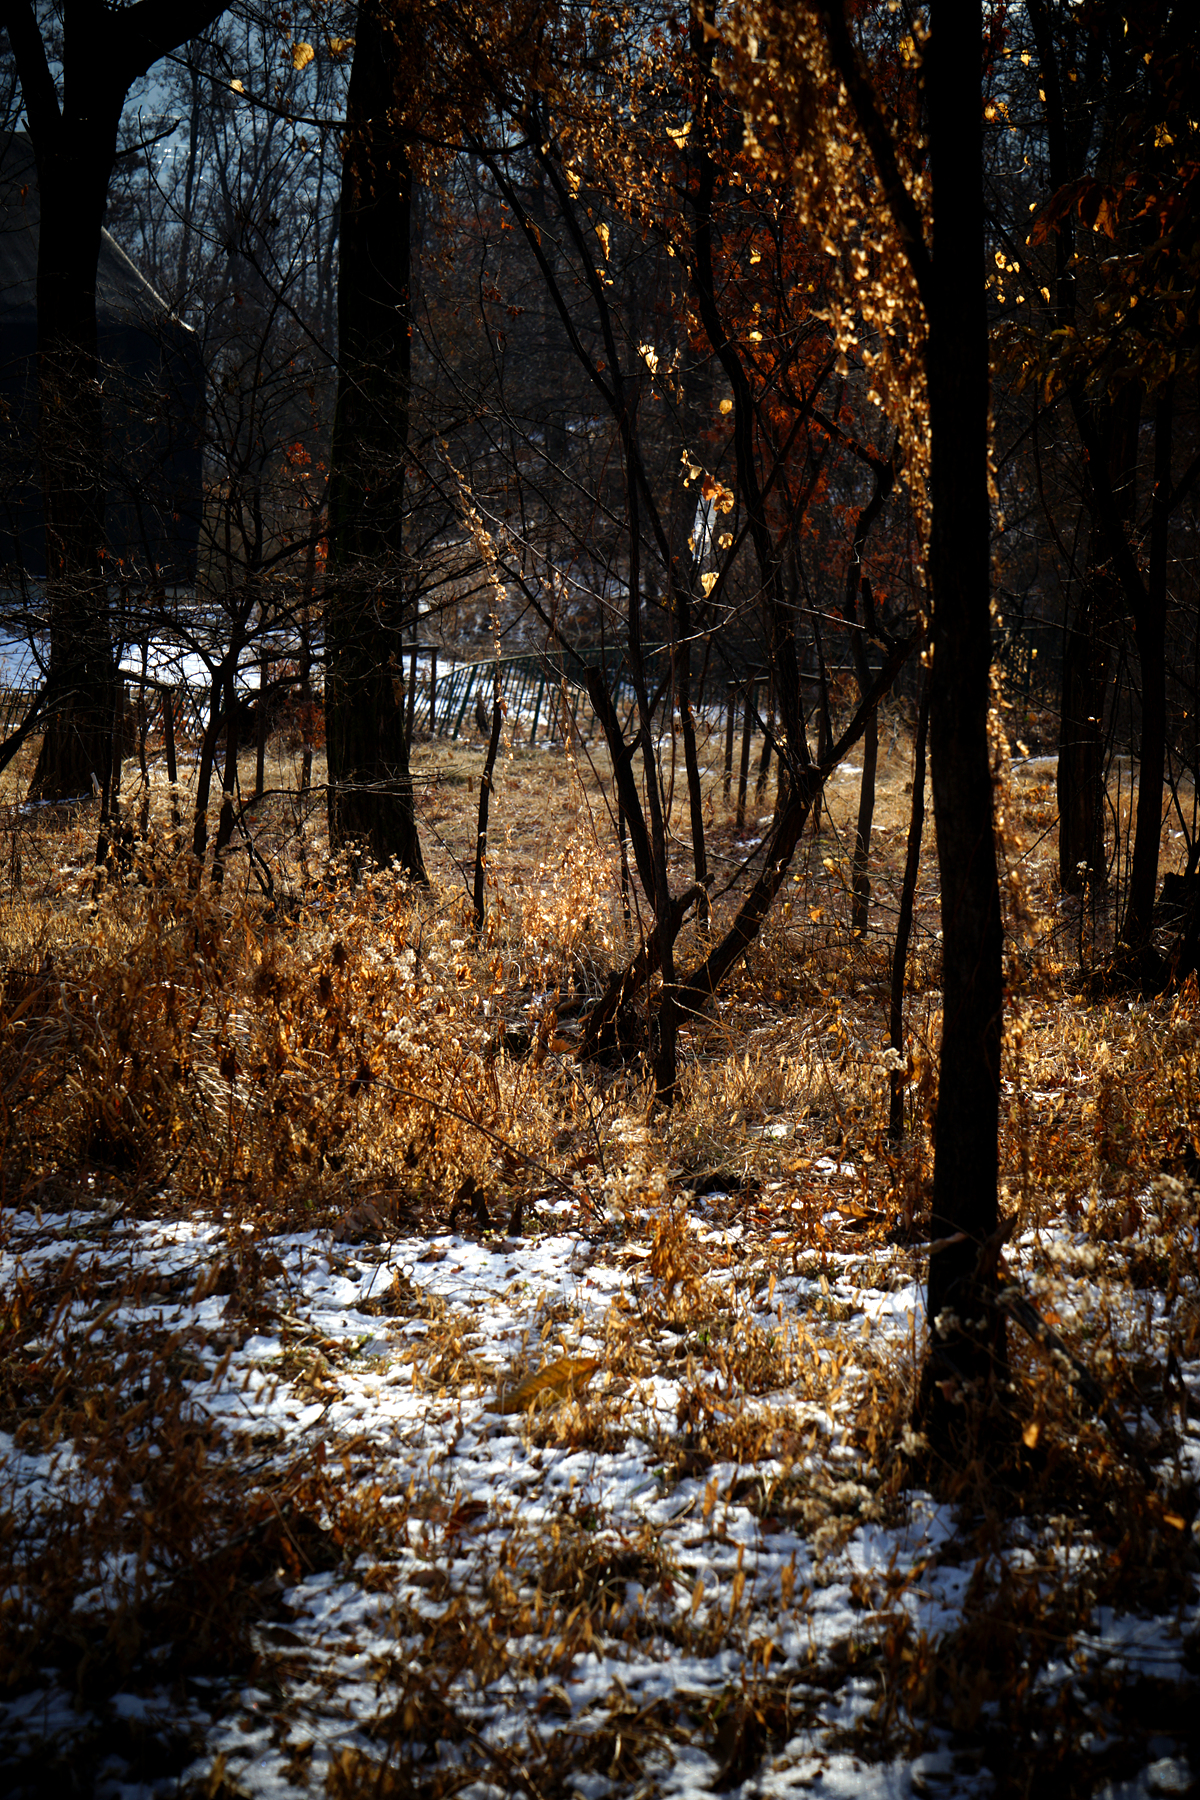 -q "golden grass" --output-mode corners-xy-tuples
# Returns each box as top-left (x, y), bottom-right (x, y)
(1, 705), (1197, 1793)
